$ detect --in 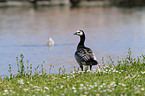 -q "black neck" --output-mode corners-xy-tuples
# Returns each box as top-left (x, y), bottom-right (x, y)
(77, 34), (85, 48)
